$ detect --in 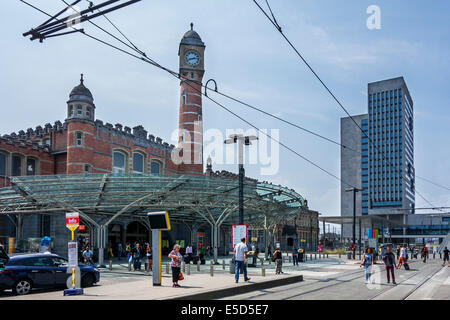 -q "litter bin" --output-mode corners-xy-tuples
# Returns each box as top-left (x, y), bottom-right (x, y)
(229, 256), (235, 274)
(347, 251), (352, 259)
